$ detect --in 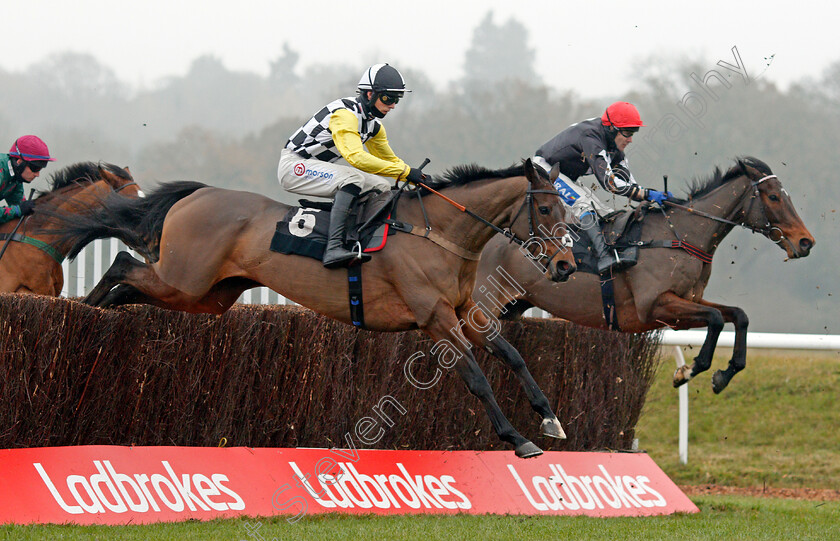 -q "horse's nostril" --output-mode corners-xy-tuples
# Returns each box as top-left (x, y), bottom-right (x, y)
(800, 238), (813, 252)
